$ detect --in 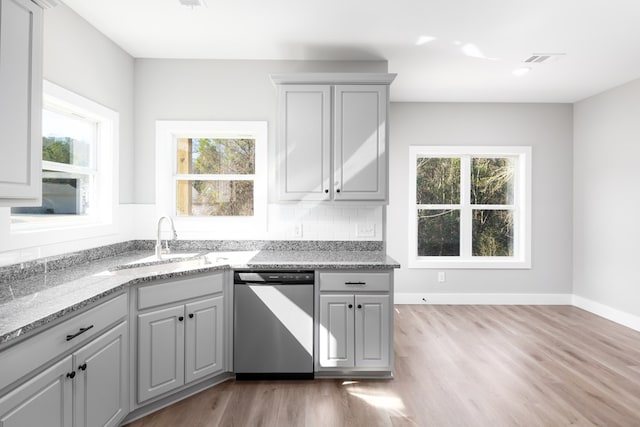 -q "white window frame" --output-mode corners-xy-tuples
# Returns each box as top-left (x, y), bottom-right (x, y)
(10, 81), (116, 232)
(408, 146), (531, 269)
(155, 121), (267, 239)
